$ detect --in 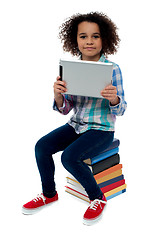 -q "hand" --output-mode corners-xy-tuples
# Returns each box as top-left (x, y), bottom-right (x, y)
(54, 76), (67, 98)
(101, 84), (119, 105)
